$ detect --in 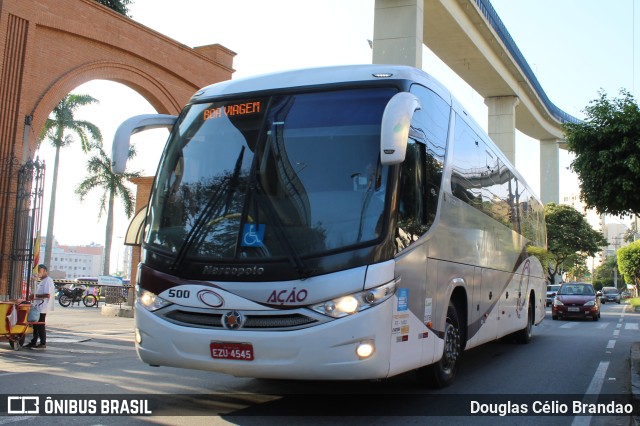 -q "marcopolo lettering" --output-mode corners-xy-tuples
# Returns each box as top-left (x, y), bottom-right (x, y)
(203, 265), (265, 277)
